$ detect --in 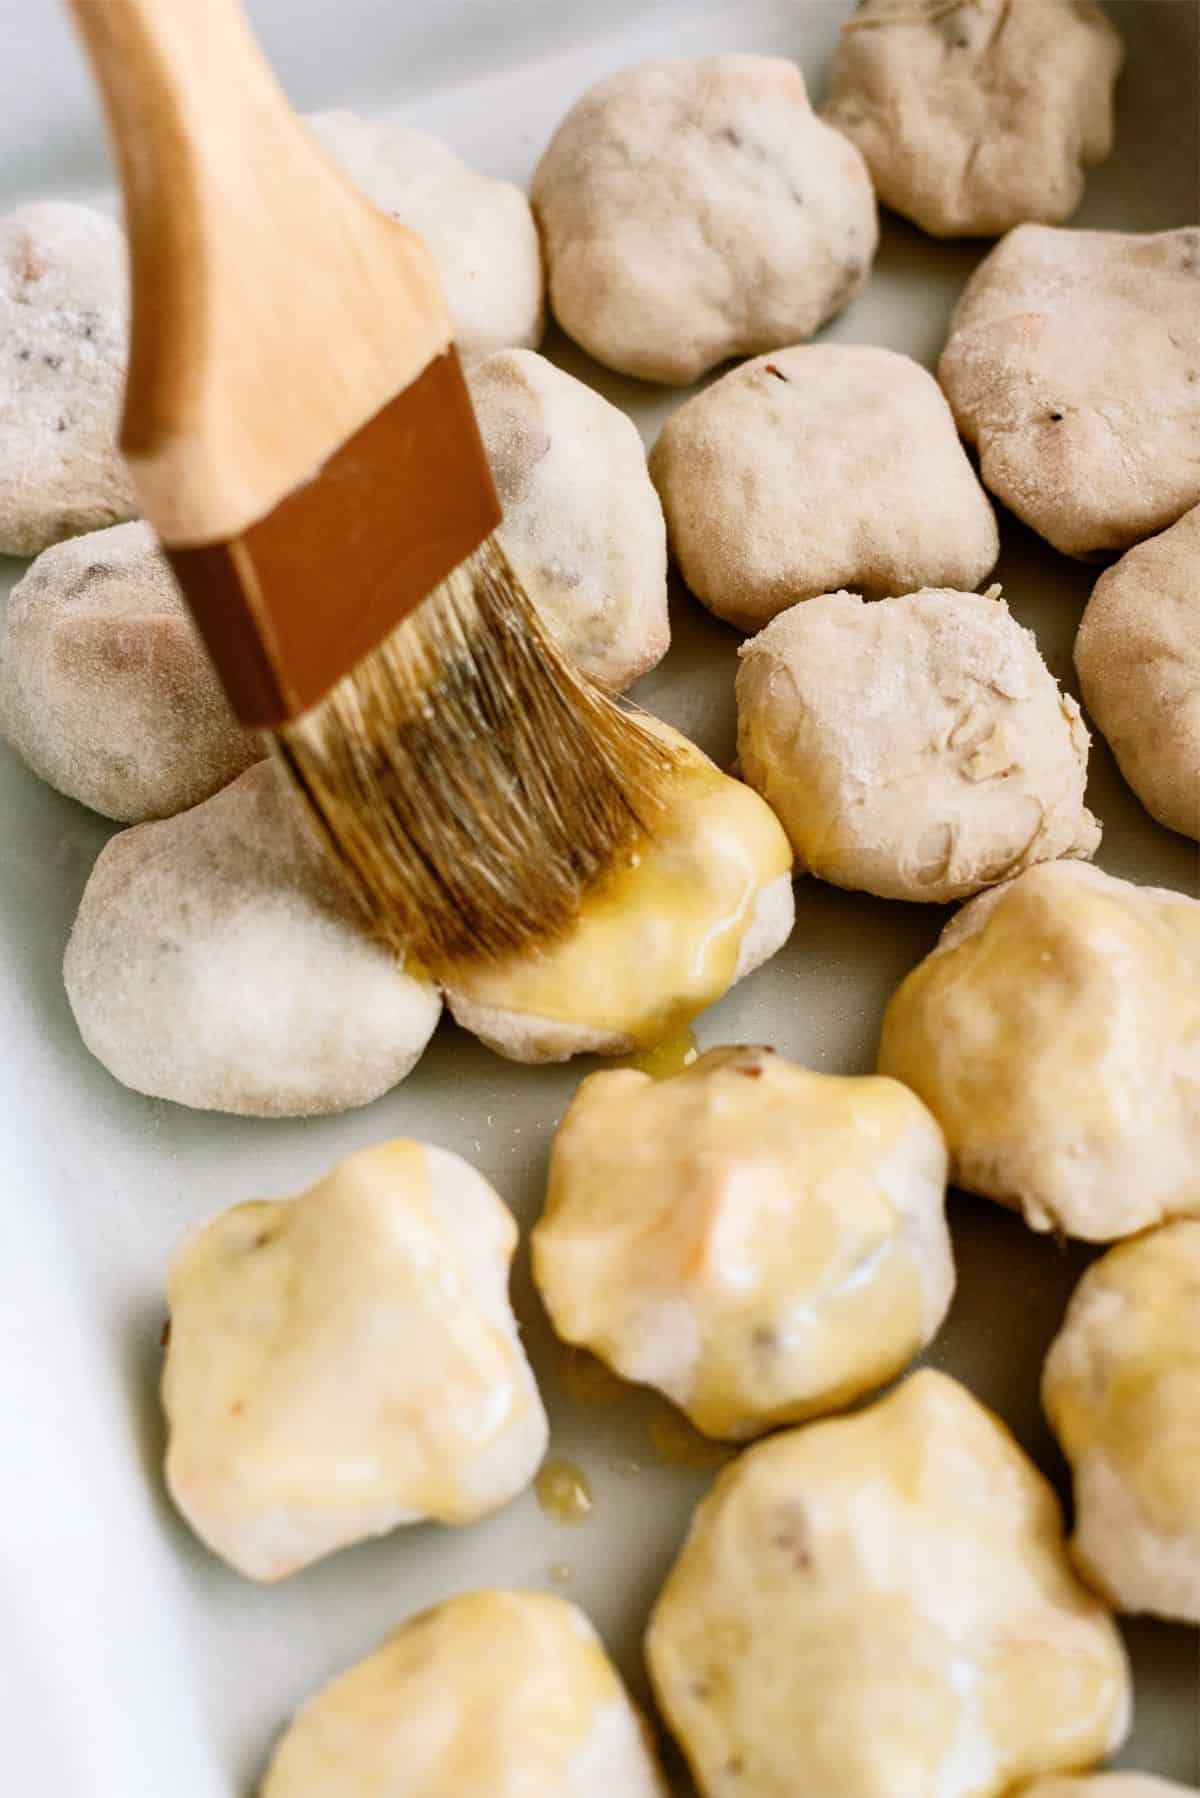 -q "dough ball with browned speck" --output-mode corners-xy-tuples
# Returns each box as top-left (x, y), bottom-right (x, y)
(63, 759), (441, 1118)
(531, 55), (877, 386)
(0, 522), (259, 821)
(939, 225), (1200, 558)
(307, 111), (543, 358)
(164, 1141), (547, 1581)
(466, 350), (668, 689)
(1042, 1219), (1200, 1625)
(878, 861), (1200, 1241)
(261, 1591), (669, 1796)
(1074, 504), (1200, 841)
(737, 585), (1099, 902)
(822, 0), (1123, 239)
(0, 201), (136, 557)
(650, 345), (998, 630)
(534, 1045), (953, 1441)
(646, 1369), (1131, 1798)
